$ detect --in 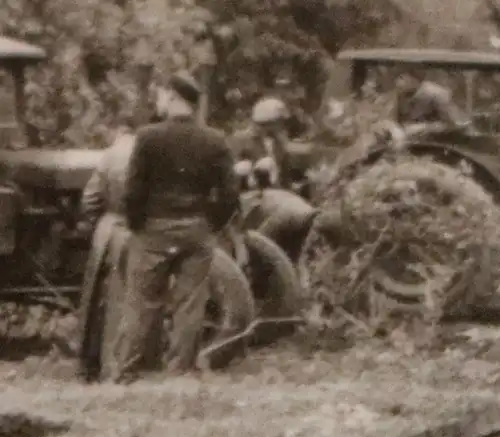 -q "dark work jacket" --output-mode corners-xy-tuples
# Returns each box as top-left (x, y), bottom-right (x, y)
(399, 81), (469, 127)
(124, 120), (240, 233)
